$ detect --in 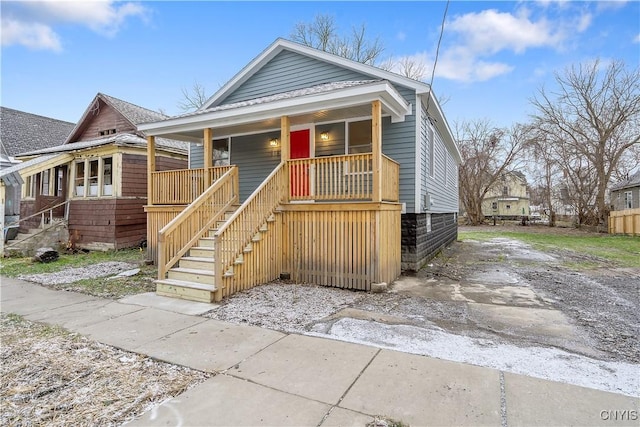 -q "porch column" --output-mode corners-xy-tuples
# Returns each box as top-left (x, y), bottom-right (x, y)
(372, 100), (382, 202)
(280, 116), (290, 161)
(281, 116), (290, 203)
(203, 128), (213, 187)
(147, 135), (156, 205)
